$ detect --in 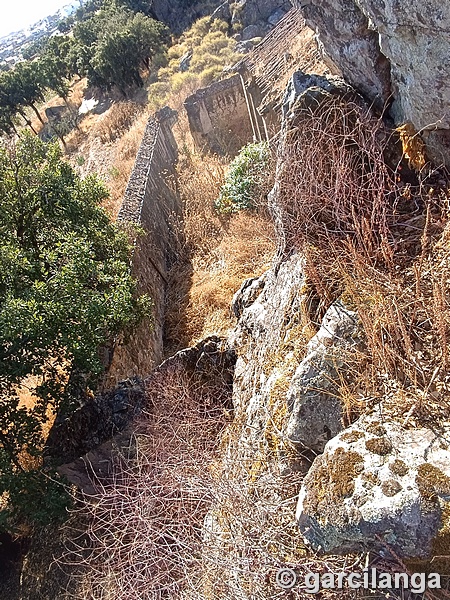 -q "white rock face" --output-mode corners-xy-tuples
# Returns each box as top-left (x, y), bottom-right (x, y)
(229, 252), (306, 424)
(295, 0), (450, 163)
(357, 0), (450, 162)
(285, 301), (360, 452)
(297, 415), (450, 558)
